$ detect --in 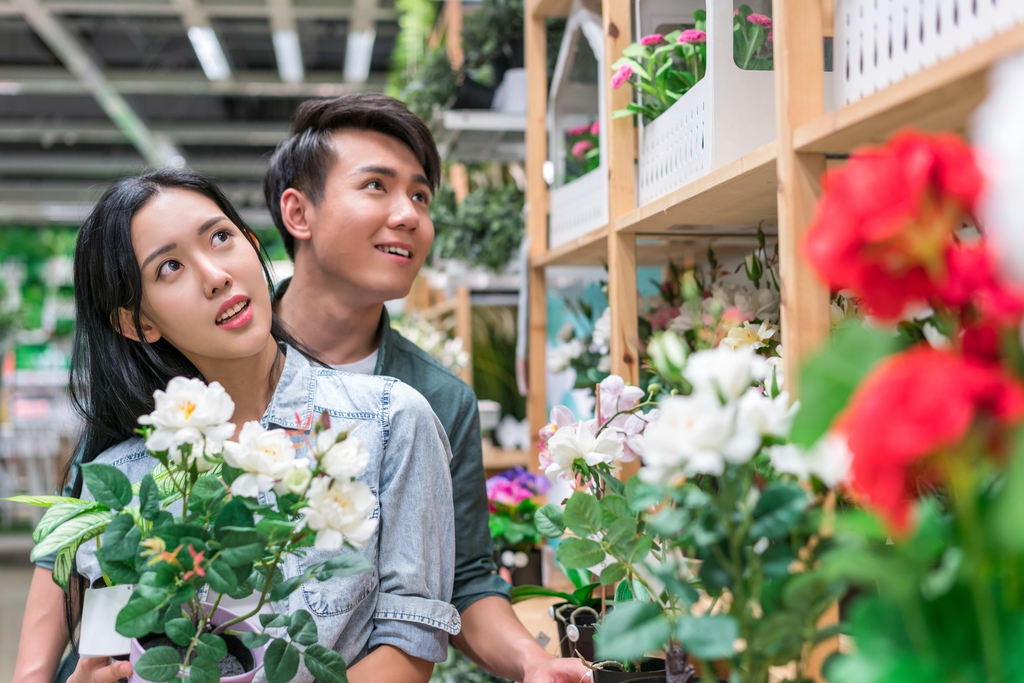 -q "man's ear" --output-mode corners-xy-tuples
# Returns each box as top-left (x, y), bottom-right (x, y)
(280, 188), (314, 244)
(114, 307), (162, 343)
